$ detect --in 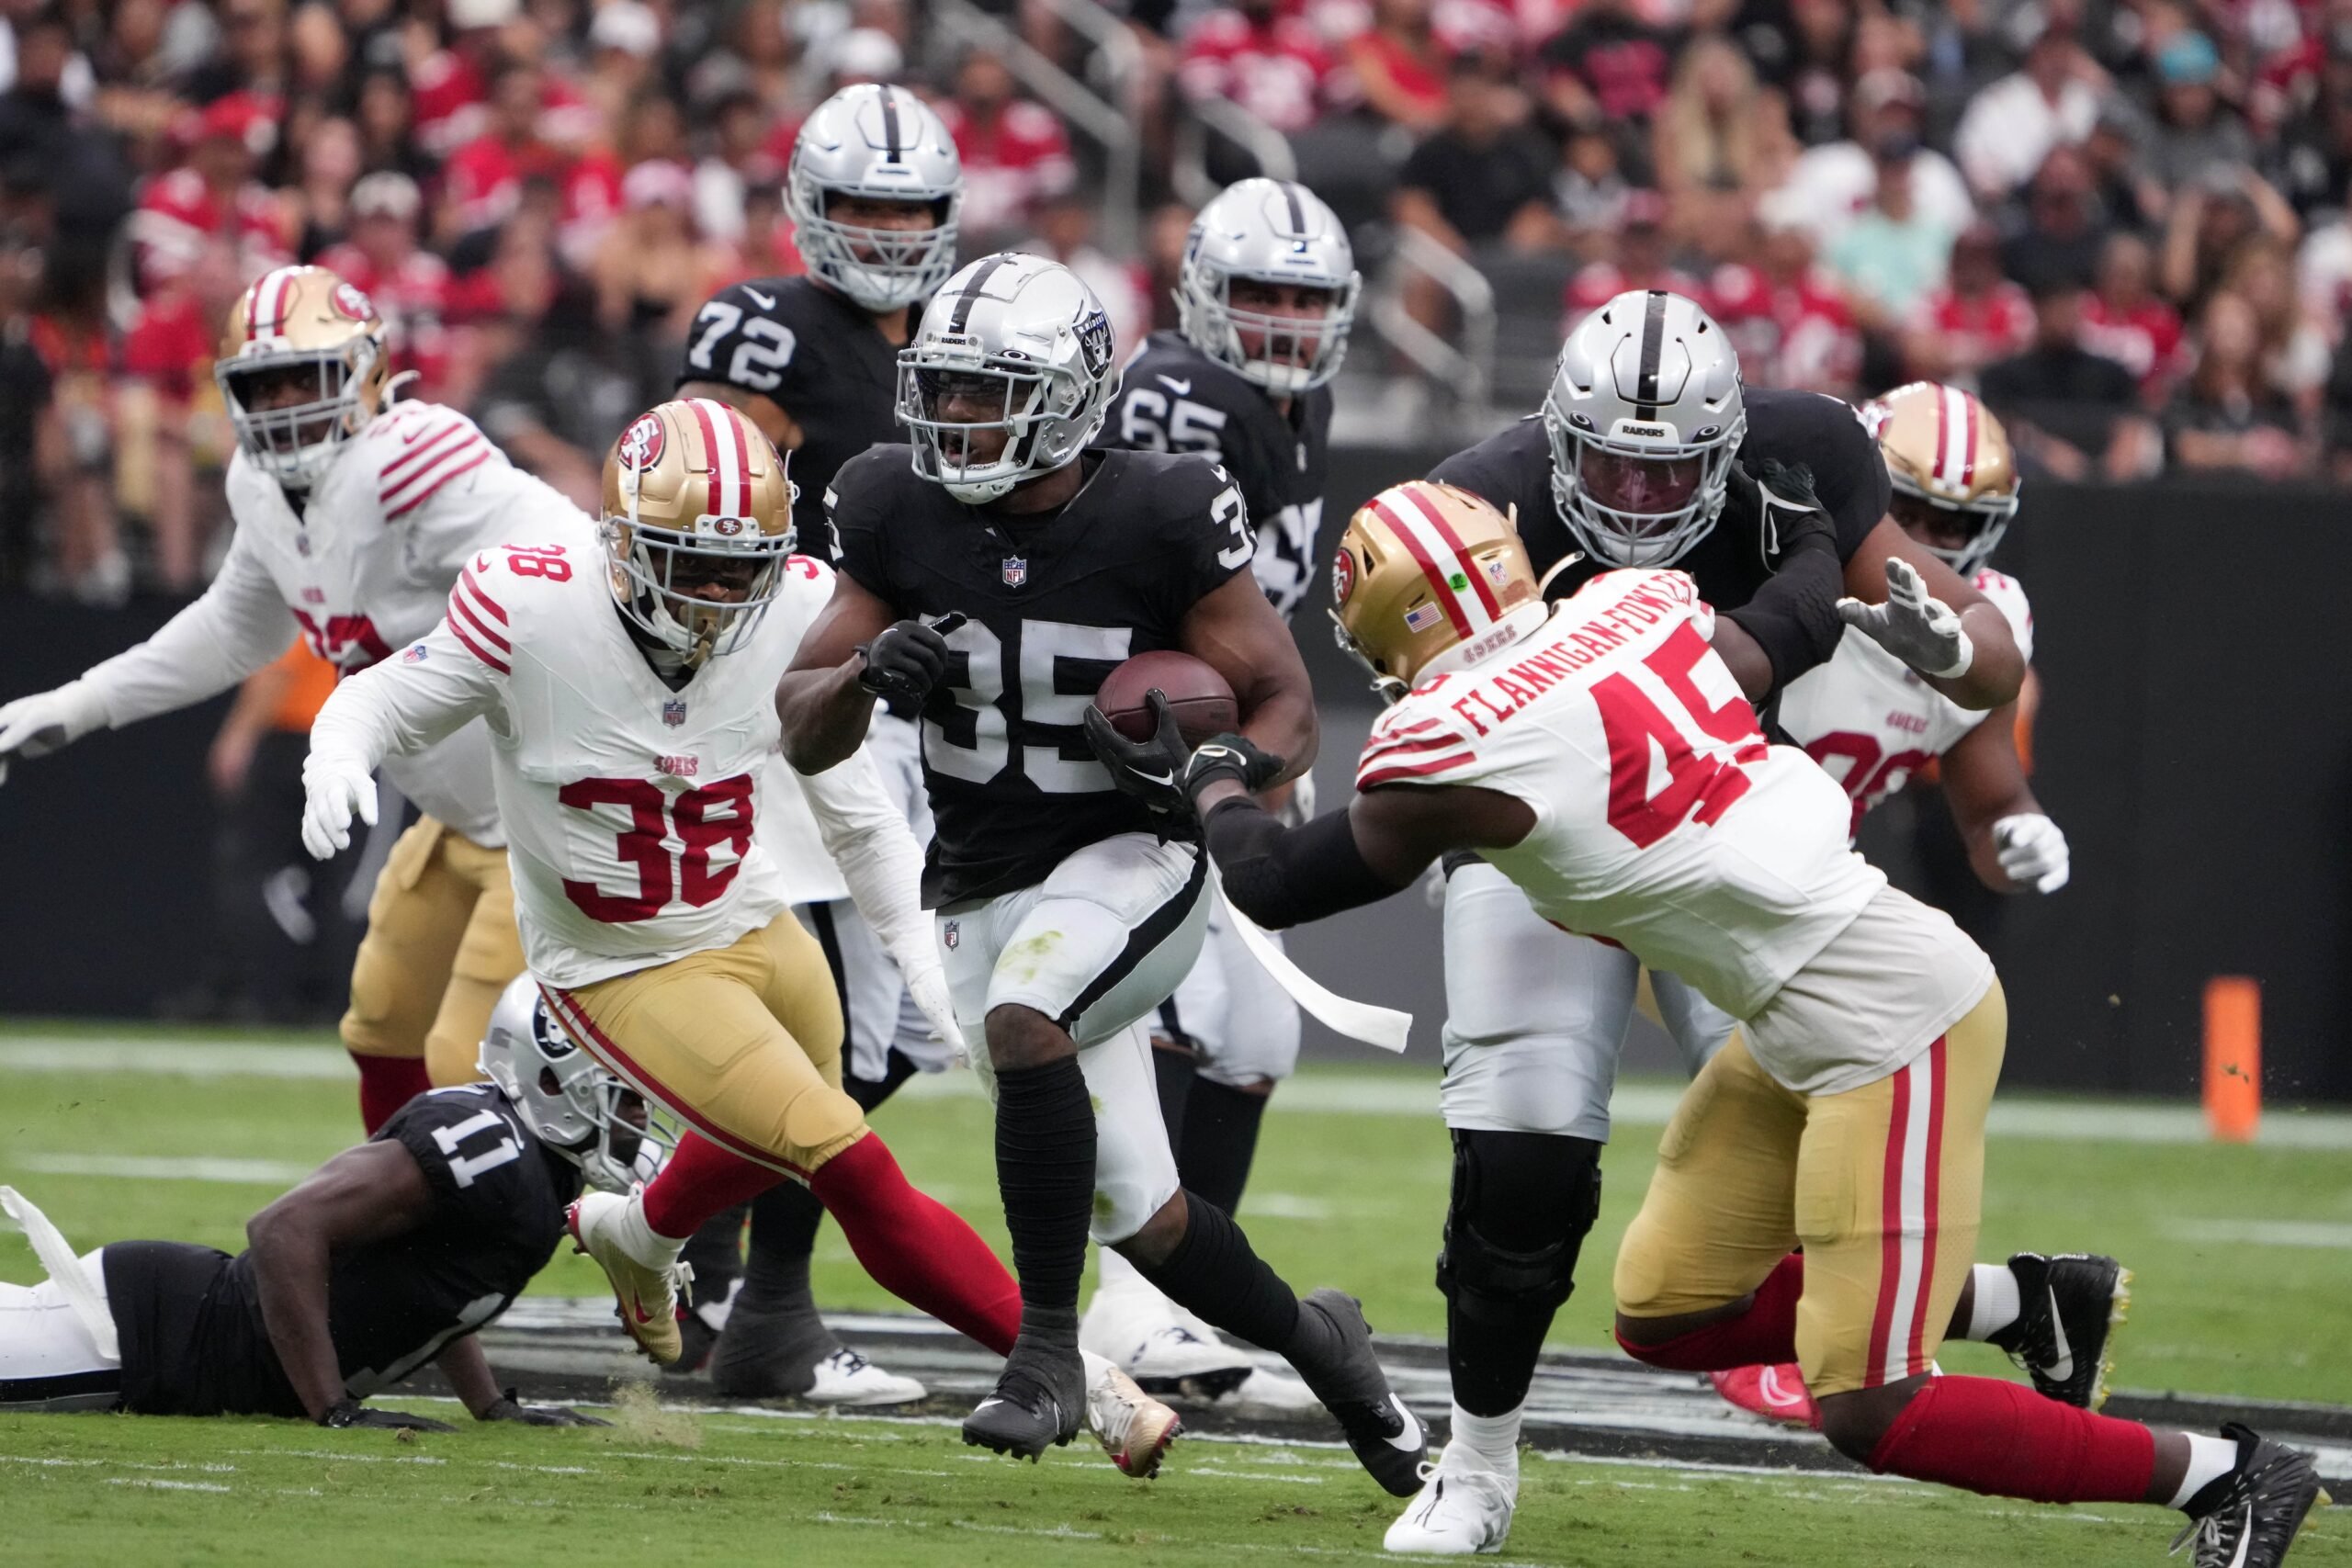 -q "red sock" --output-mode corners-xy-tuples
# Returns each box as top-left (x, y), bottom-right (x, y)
(642, 1132), (788, 1239)
(352, 1053), (431, 1135)
(1870, 1375), (2156, 1504)
(1617, 1254), (1804, 1371)
(809, 1133), (1023, 1357)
